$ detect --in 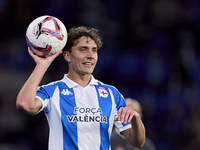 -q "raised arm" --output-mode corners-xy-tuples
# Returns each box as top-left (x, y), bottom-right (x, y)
(16, 48), (62, 114)
(115, 107), (146, 147)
